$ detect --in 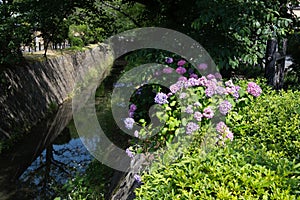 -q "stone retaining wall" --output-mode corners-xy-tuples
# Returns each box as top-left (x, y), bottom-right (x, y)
(0, 44), (114, 138)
